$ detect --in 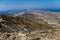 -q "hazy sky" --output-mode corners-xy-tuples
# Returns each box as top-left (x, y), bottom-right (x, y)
(0, 0), (60, 10)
